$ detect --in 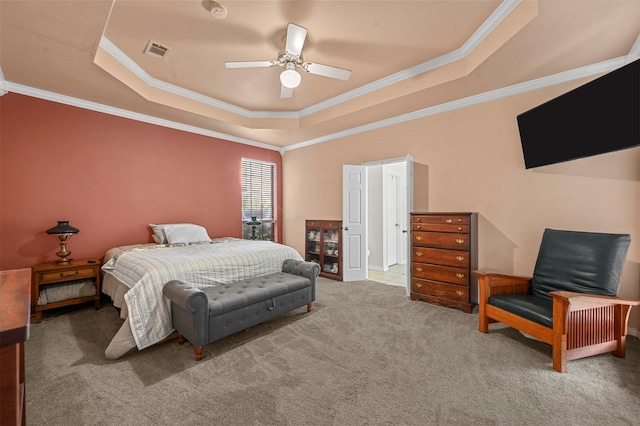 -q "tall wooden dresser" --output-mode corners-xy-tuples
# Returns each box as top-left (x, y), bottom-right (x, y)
(410, 212), (478, 313)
